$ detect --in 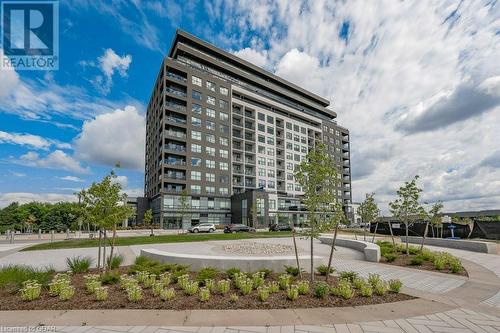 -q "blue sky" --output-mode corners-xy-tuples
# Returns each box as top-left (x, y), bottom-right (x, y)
(0, 1), (499, 213)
